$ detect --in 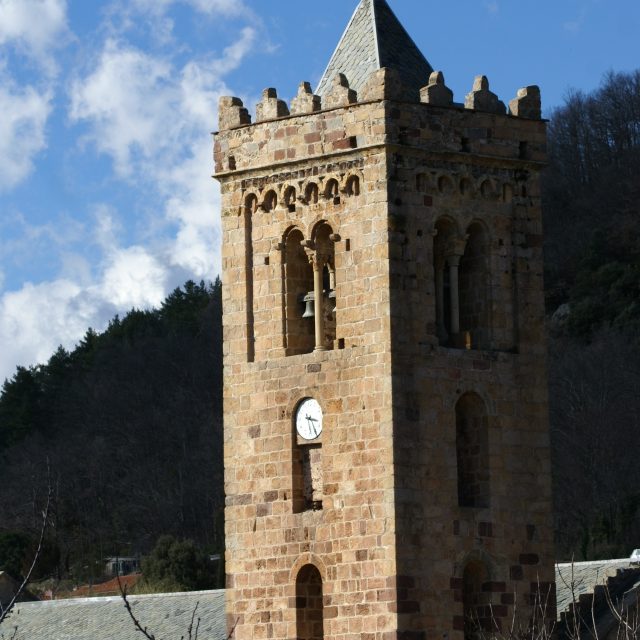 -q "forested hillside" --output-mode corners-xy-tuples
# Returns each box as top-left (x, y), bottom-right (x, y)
(544, 70), (640, 560)
(0, 280), (223, 584)
(0, 71), (639, 585)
